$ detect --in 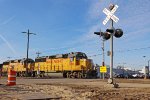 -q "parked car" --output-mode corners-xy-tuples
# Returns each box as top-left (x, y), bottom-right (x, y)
(132, 73), (144, 78)
(114, 73), (133, 79)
